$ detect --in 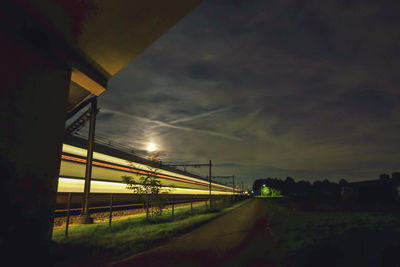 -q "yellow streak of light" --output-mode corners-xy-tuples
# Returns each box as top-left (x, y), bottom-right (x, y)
(62, 144), (234, 191)
(57, 178), (240, 195)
